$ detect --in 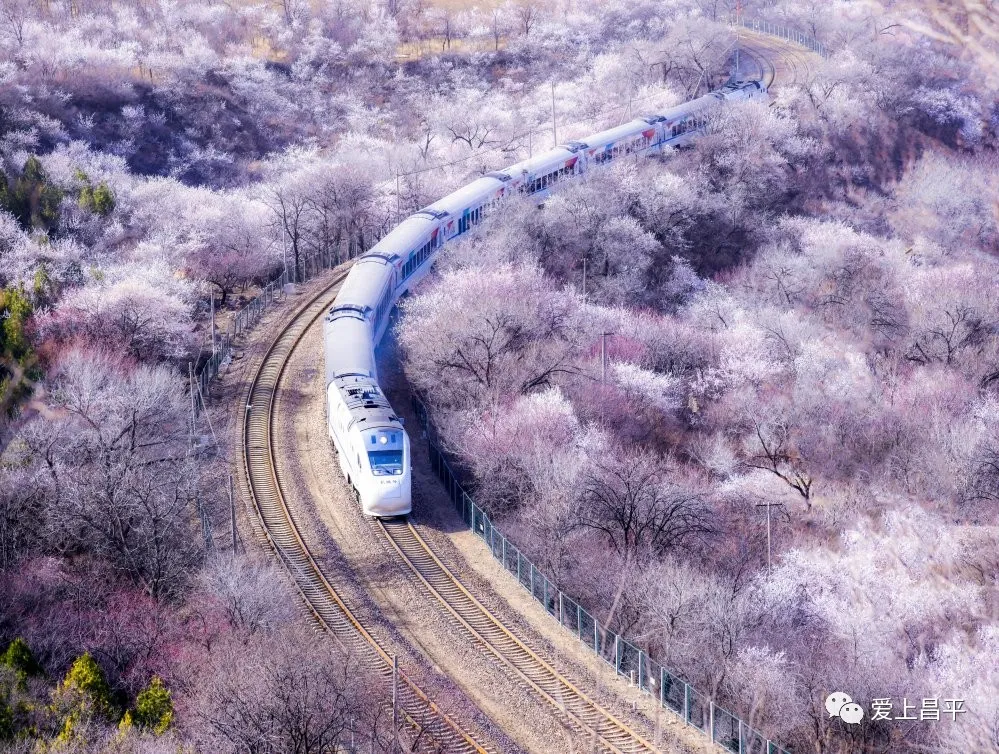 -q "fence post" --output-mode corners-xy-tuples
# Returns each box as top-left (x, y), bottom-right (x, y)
(684, 684), (690, 724)
(709, 700), (715, 743)
(529, 562), (535, 599)
(738, 719), (743, 754)
(638, 651), (644, 691)
(558, 591), (563, 626)
(614, 634), (621, 674)
(660, 667), (666, 707)
(502, 536), (506, 569)
(577, 603), (582, 640)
